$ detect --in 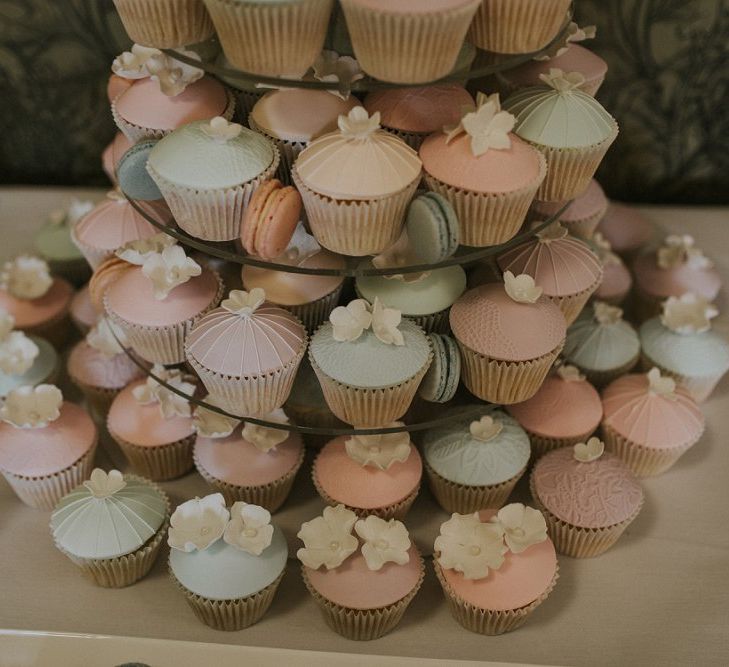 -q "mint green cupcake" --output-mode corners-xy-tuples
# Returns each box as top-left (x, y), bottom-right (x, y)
(0, 336), (59, 398)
